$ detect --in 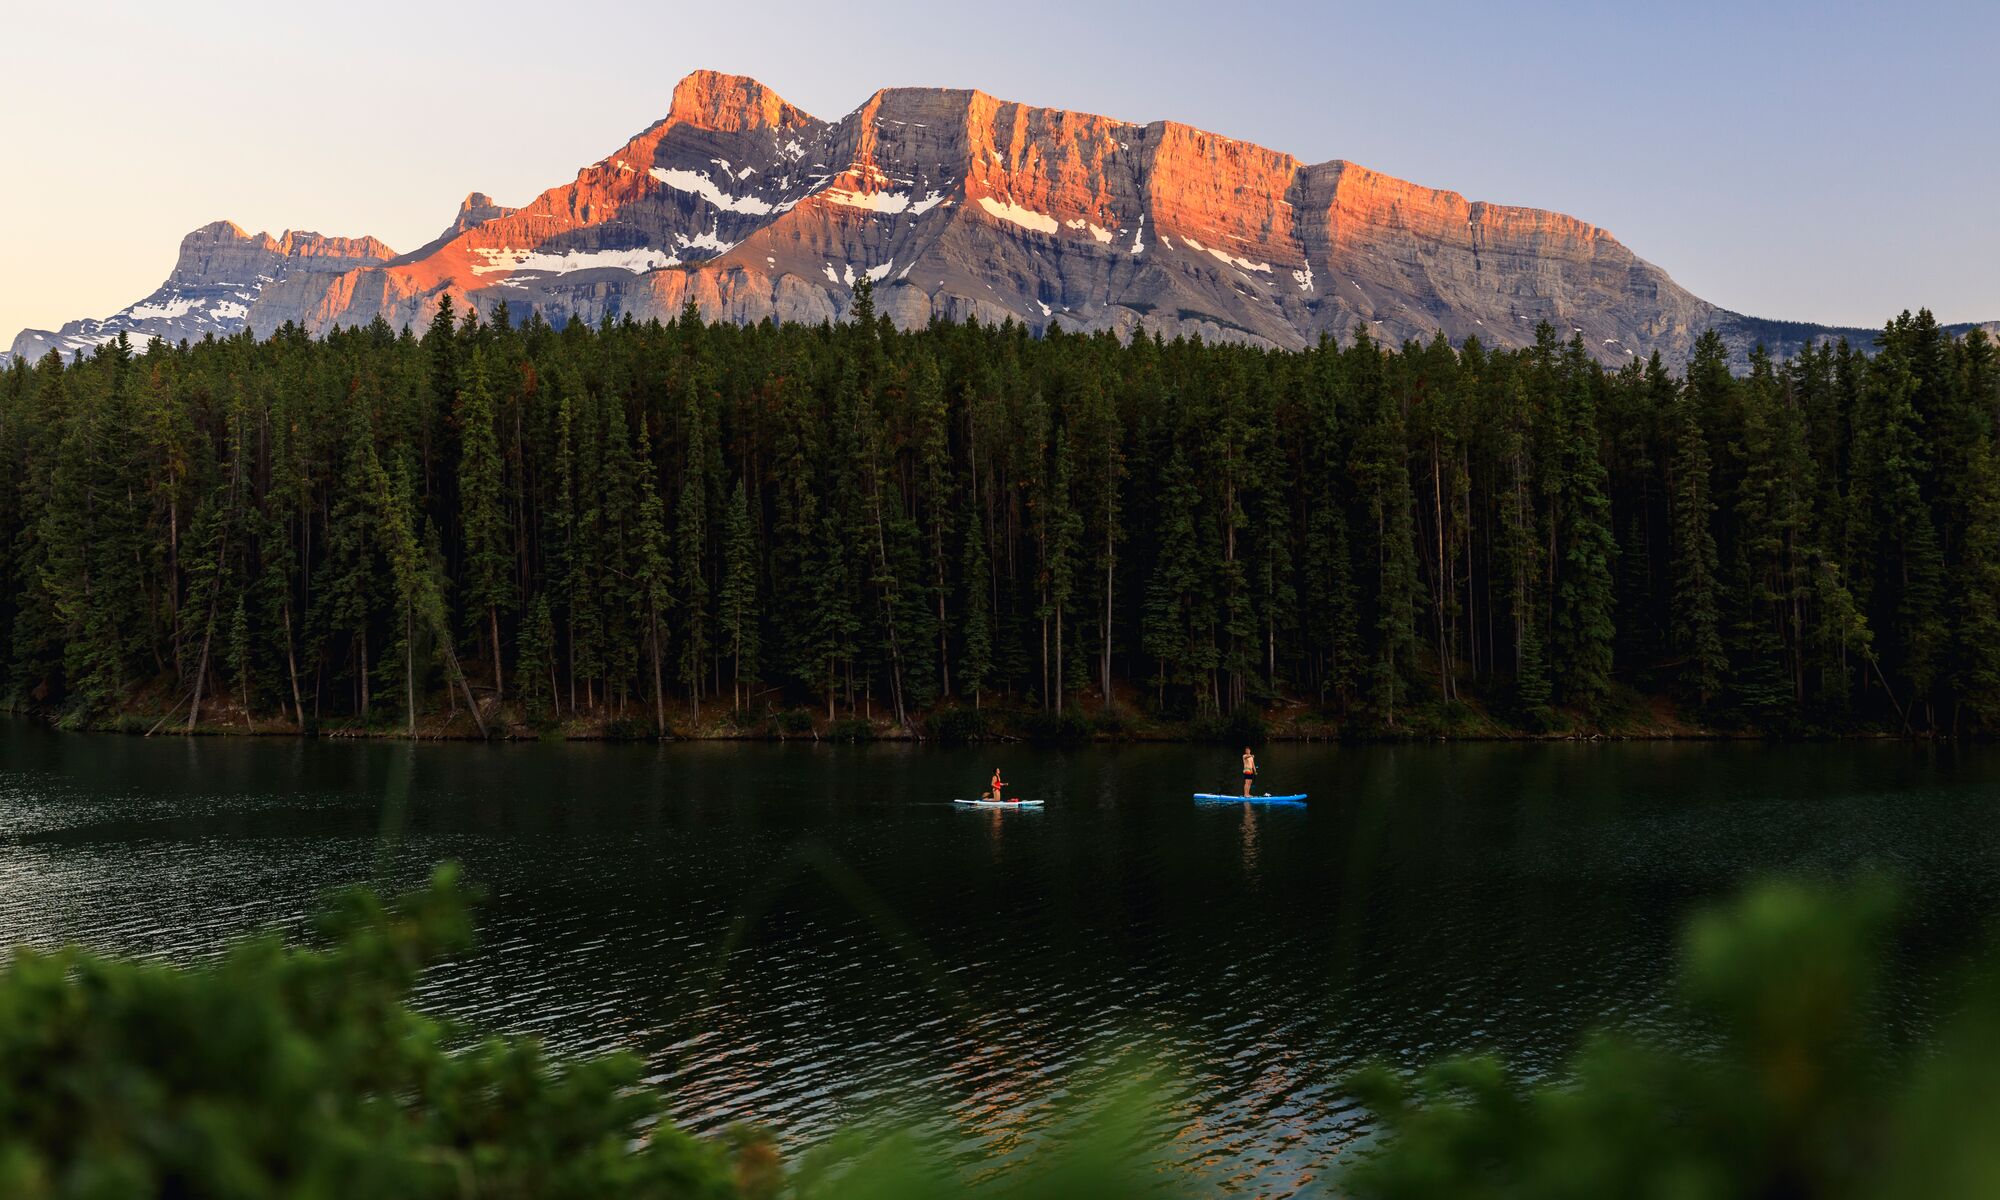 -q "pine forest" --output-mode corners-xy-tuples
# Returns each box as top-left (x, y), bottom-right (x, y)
(3, 287), (1996, 740)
